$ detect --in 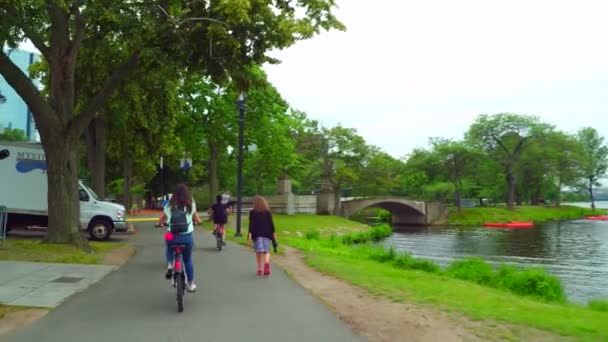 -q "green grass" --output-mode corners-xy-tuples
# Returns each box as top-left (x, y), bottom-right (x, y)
(588, 299), (608, 312)
(305, 250), (608, 340)
(202, 212), (608, 338)
(202, 213), (367, 235)
(0, 238), (125, 264)
(447, 205), (606, 225)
